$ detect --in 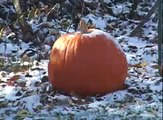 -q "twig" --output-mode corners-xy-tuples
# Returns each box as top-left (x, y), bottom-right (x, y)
(130, 0), (159, 36)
